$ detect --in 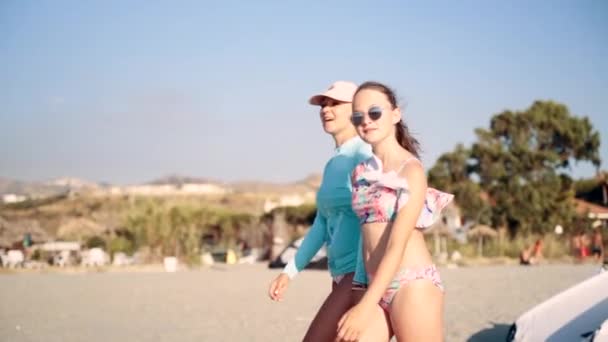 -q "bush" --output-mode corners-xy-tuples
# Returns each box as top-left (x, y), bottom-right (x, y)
(31, 249), (42, 261)
(108, 236), (135, 256)
(85, 235), (106, 249)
